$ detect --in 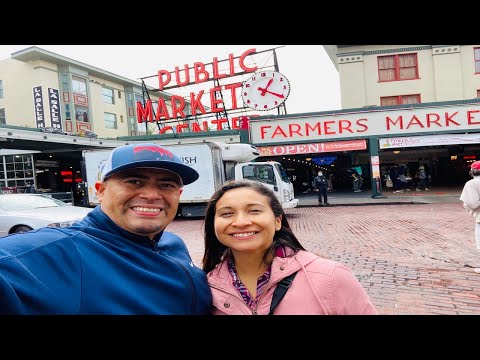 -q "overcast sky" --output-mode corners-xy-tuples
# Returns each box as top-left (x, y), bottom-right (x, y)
(0, 45), (341, 115)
